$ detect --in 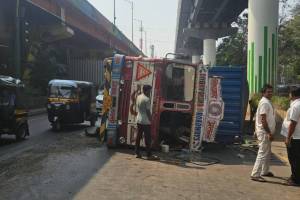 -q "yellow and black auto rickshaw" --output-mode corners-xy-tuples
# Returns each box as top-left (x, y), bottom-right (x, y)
(47, 79), (97, 131)
(0, 76), (29, 140)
